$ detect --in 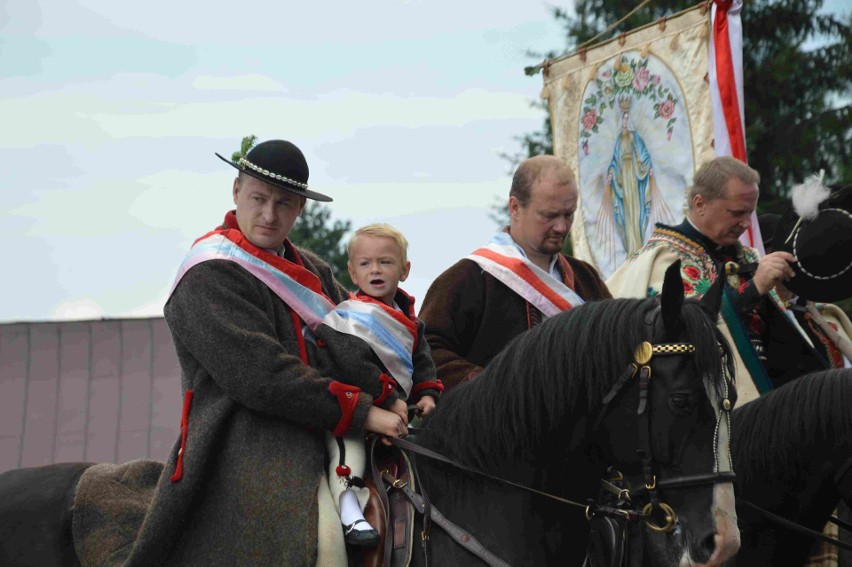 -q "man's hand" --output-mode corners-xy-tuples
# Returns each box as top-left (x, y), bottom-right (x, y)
(753, 251), (797, 295)
(364, 406), (407, 446)
(388, 398), (409, 426)
(415, 395), (437, 417)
